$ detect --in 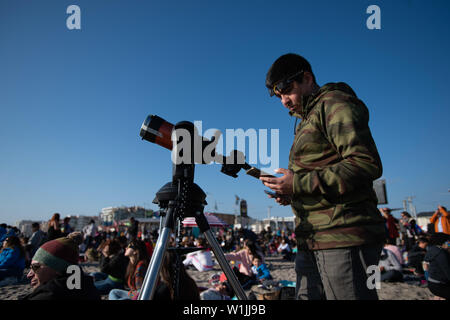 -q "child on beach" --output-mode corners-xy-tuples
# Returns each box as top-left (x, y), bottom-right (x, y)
(200, 273), (232, 300)
(251, 256), (272, 282)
